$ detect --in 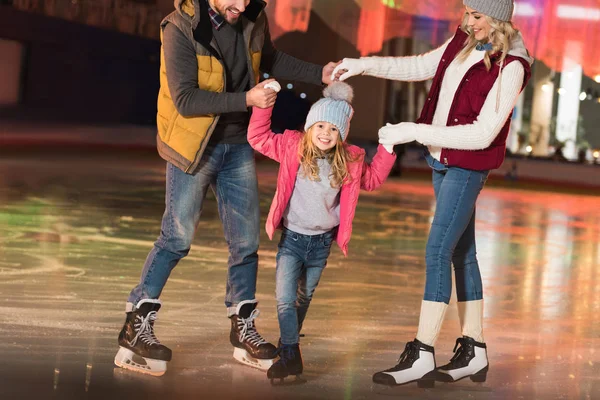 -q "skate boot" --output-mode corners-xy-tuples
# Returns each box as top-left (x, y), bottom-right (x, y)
(372, 339), (437, 388)
(436, 336), (488, 383)
(267, 343), (303, 384)
(230, 300), (277, 371)
(114, 299), (172, 376)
